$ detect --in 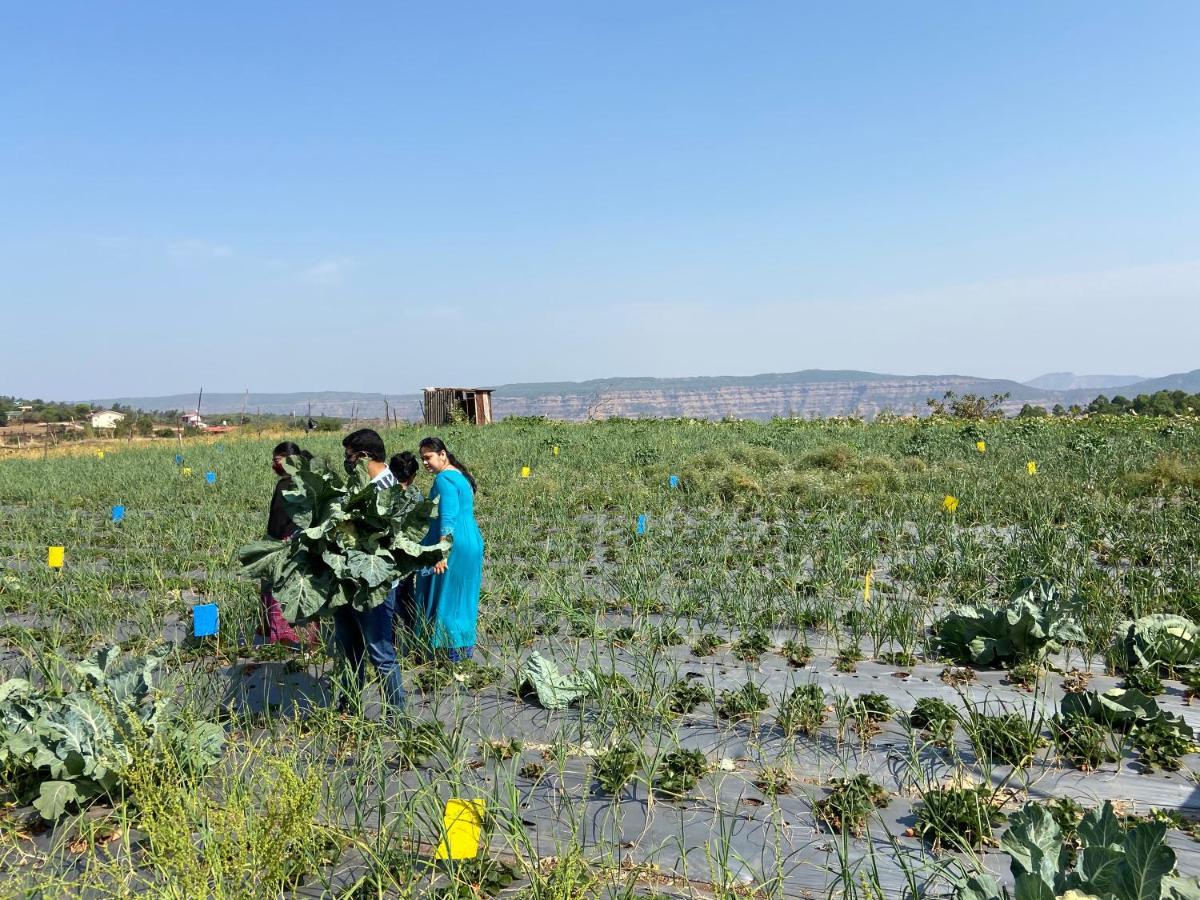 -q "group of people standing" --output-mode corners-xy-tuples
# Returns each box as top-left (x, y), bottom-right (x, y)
(259, 428), (483, 716)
